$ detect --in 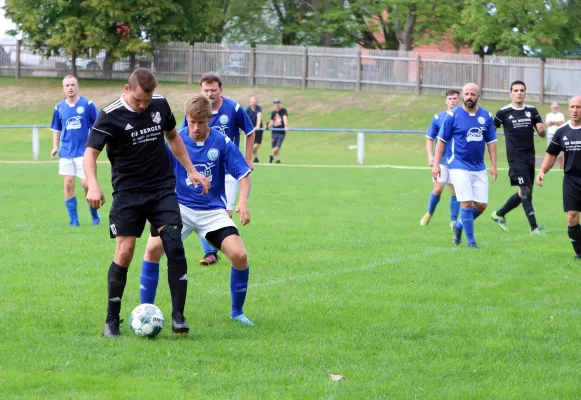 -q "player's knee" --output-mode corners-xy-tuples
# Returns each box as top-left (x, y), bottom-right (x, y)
(567, 212), (580, 226)
(64, 178), (75, 192)
(230, 249), (248, 269)
(145, 236), (165, 263)
(519, 185), (532, 200)
(160, 225), (186, 265)
(474, 202), (487, 212)
(115, 244), (135, 266)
